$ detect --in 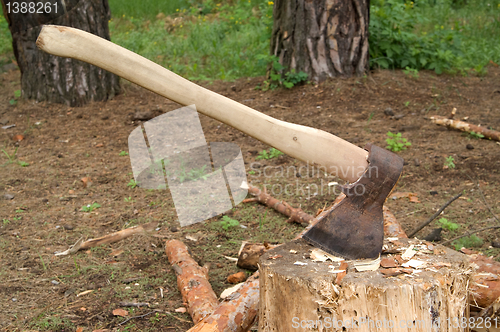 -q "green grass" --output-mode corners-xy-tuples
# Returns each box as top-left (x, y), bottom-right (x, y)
(108, 0), (188, 19)
(108, 0), (273, 81)
(0, 0), (499, 81)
